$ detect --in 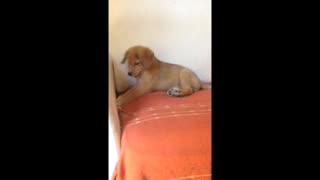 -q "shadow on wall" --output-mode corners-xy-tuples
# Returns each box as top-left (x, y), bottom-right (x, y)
(109, 54), (135, 94)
